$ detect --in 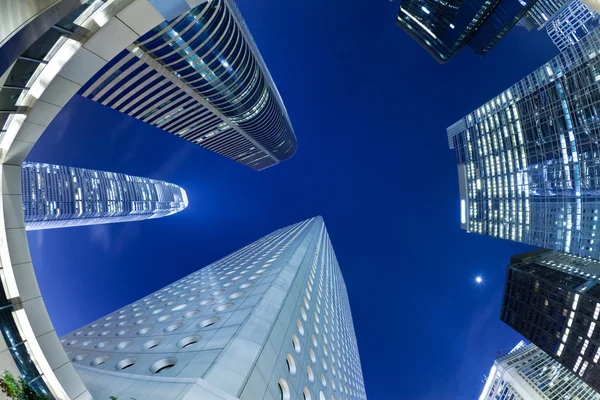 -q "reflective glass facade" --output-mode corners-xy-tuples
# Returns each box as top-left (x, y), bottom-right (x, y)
(522, 0), (571, 29)
(80, 0), (296, 171)
(396, 0), (534, 62)
(448, 27), (600, 259)
(60, 217), (367, 400)
(479, 341), (600, 399)
(547, 1), (599, 52)
(501, 249), (600, 393)
(22, 161), (188, 230)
